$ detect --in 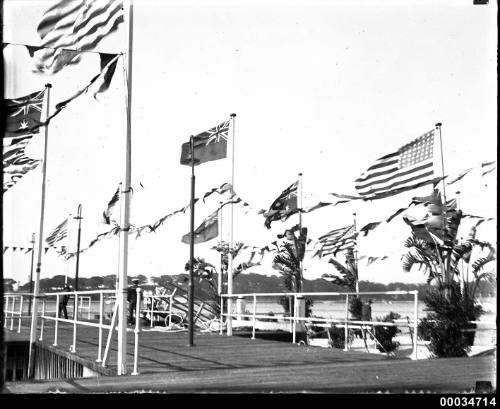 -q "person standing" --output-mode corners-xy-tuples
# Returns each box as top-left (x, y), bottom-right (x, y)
(59, 284), (71, 319)
(127, 279), (140, 325)
(361, 299), (373, 350)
